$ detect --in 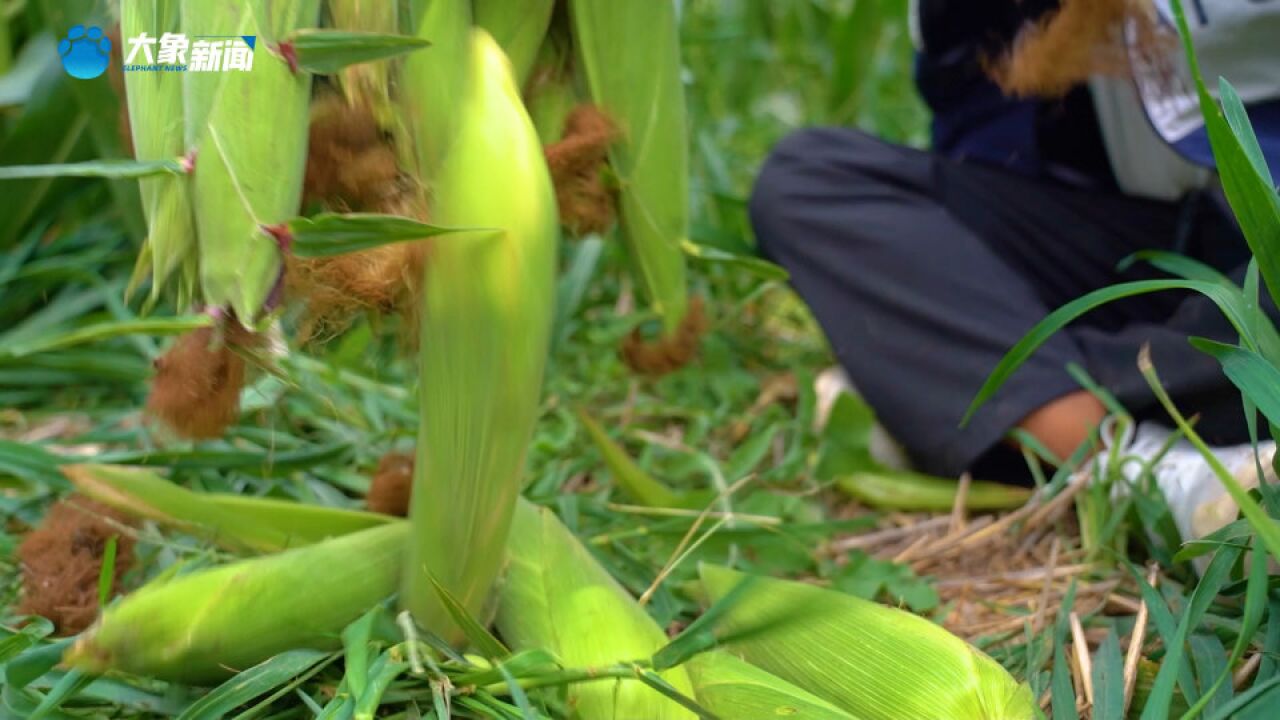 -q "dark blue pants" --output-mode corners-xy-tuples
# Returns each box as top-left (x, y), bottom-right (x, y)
(750, 128), (1257, 480)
